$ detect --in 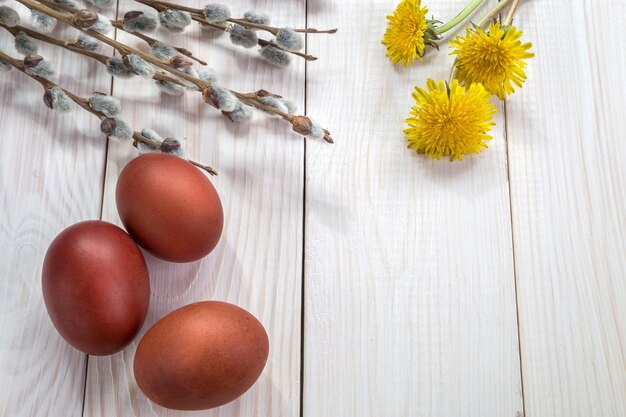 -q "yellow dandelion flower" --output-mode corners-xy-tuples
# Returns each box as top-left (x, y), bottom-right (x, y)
(405, 79), (497, 160)
(382, 0), (439, 66)
(450, 22), (535, 99)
